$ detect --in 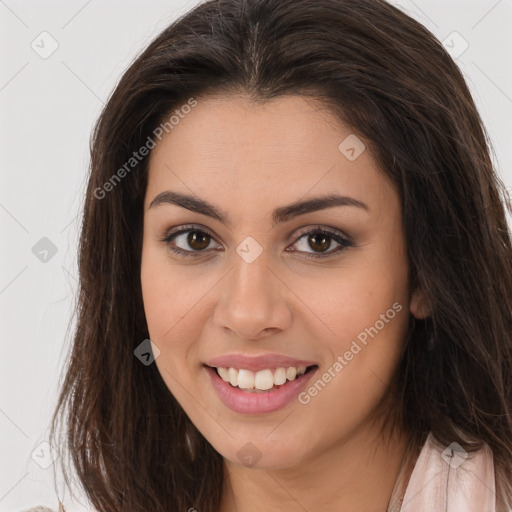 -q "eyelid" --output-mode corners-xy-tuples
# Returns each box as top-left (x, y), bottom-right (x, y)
(161, 223), (213, 237)
(159, 223), (354, 258)
(292, 225), (353, 244)
(158, 223), (220, 248)
(159, 223), (352, 242)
